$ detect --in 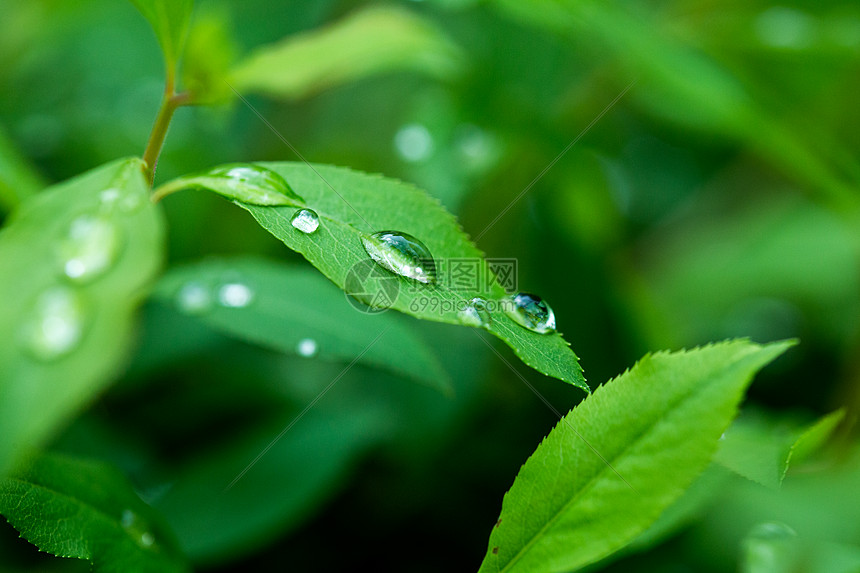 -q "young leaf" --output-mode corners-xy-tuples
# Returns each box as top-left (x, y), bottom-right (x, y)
(0, 453), (188, 572)
(180, 5), (236, 104)
(152, 256), (452, 393)
(229, 6), (464, 100)
(157, 162), (587, 390)
(0, 158), (164, 476)
(478, 339), (792, 573)
(129, 0), (193, 77)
